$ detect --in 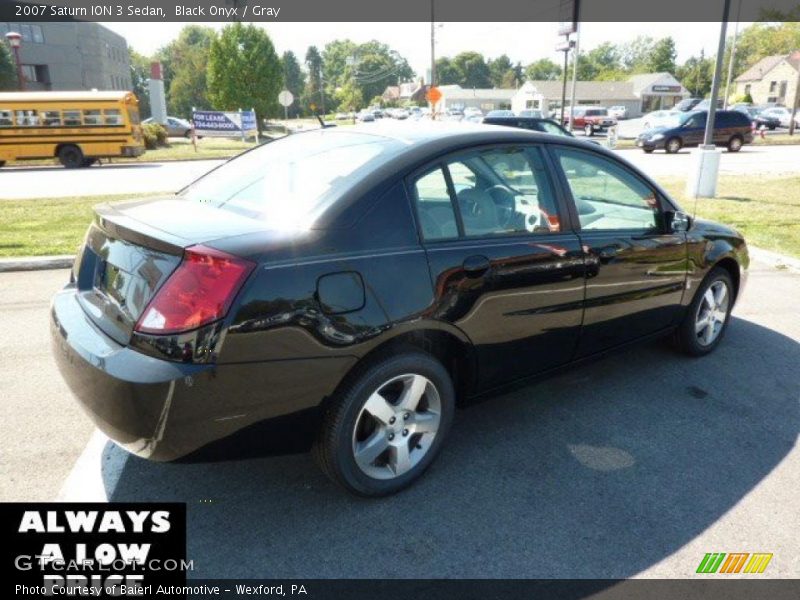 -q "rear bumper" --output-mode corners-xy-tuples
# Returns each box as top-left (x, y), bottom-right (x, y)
(121, 145), (145, 157)
(50, 287), (356, 461)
